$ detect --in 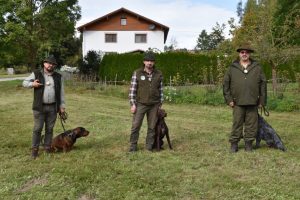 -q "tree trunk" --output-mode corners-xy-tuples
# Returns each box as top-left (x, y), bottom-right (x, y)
(270, 60), (278, 96)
